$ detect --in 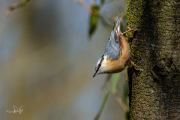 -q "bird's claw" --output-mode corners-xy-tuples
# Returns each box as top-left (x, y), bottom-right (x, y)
(130, 61), (143, 71)
(122, 27), (138, 35)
